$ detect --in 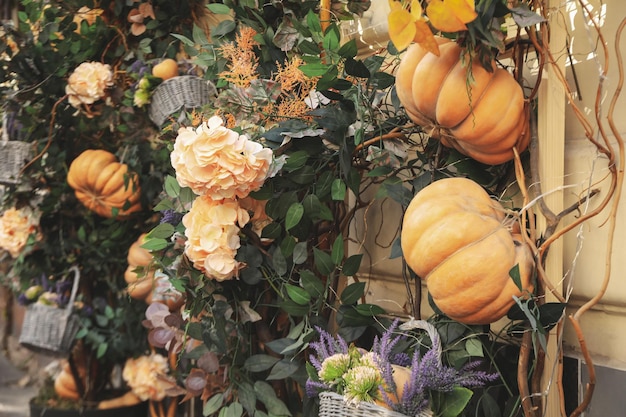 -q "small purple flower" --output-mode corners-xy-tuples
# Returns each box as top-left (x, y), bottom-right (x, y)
(160, 209), (183, 225)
